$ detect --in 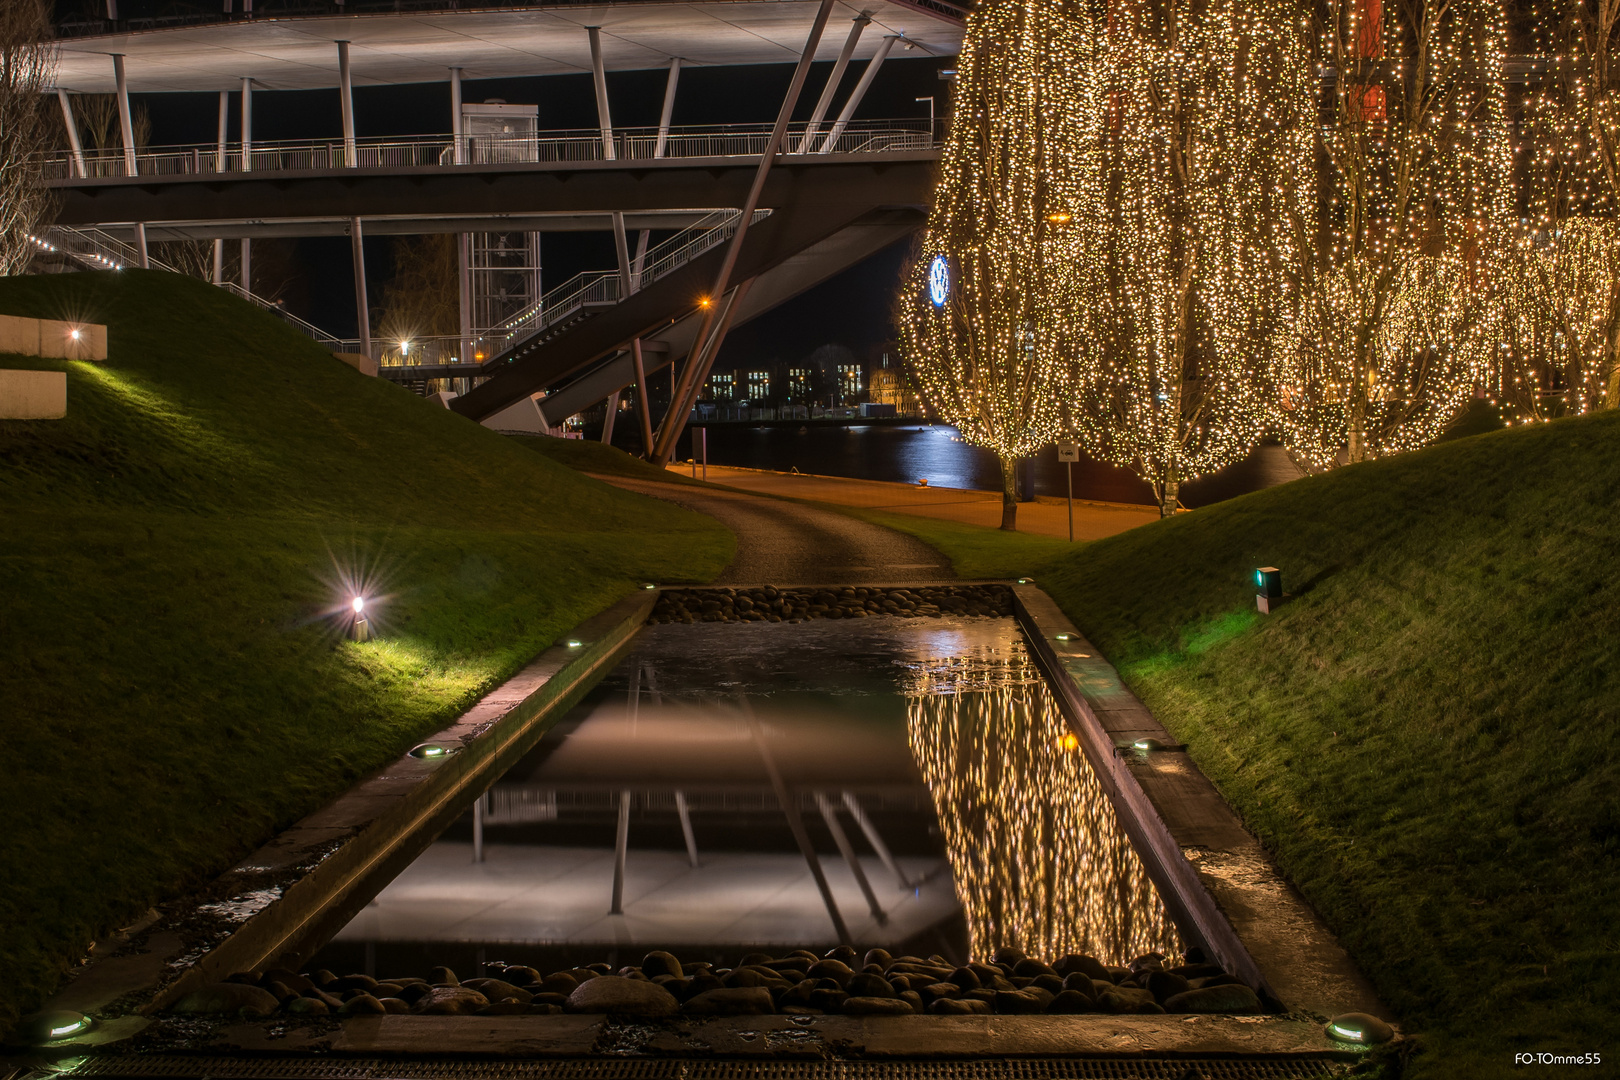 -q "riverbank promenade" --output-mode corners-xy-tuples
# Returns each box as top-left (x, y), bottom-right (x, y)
(667, 464), (1159, 540)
